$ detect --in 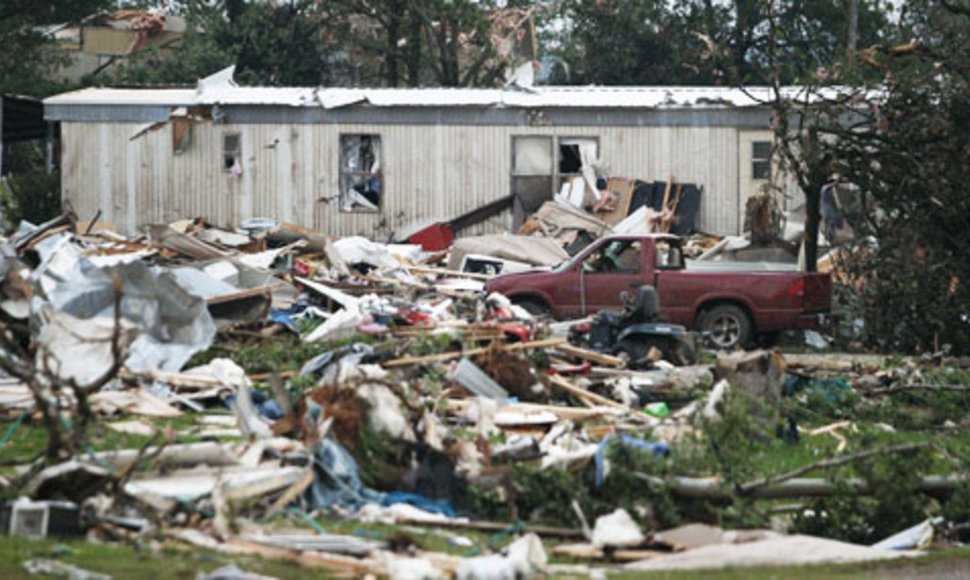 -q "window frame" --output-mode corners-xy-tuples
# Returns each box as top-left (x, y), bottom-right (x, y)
(581, 239), (643, 275)
(222, 133), (241, 173)
(751, 140), (772, 180)
(556, 136), (600, 193)
(510, 135), (602, 201)
(338, 133), (383, 214)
